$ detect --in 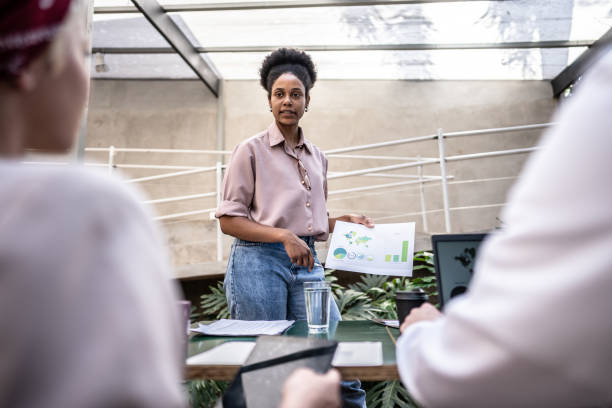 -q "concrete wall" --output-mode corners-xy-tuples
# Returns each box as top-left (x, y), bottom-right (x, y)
(86, 79), (557, 273)
(85, 80), (220, 268)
